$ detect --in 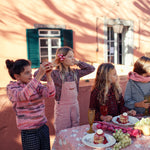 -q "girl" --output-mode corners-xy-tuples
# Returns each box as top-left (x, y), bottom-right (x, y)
(6, 59), (55, 150)
(124, 56), (150, 115)
(89, 63), (136, 122)
(35, 46), (95, 133)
